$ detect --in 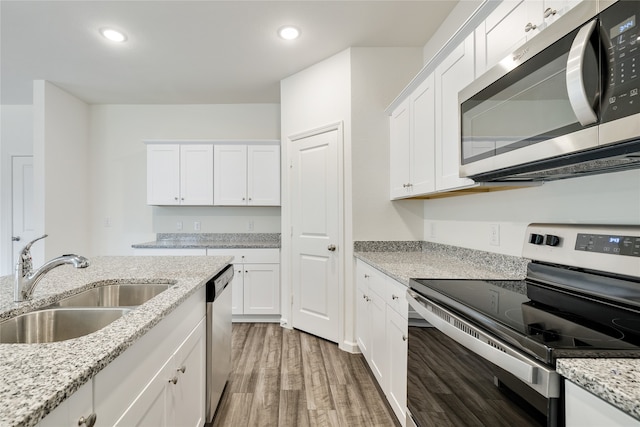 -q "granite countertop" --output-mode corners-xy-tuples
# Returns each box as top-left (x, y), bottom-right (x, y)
(0, 255), (232, 427)
(354, 241), (640, 422)
(132, 232), (281, 249)
(354, 241), (529, 284)
(557, 359), (640, 420)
